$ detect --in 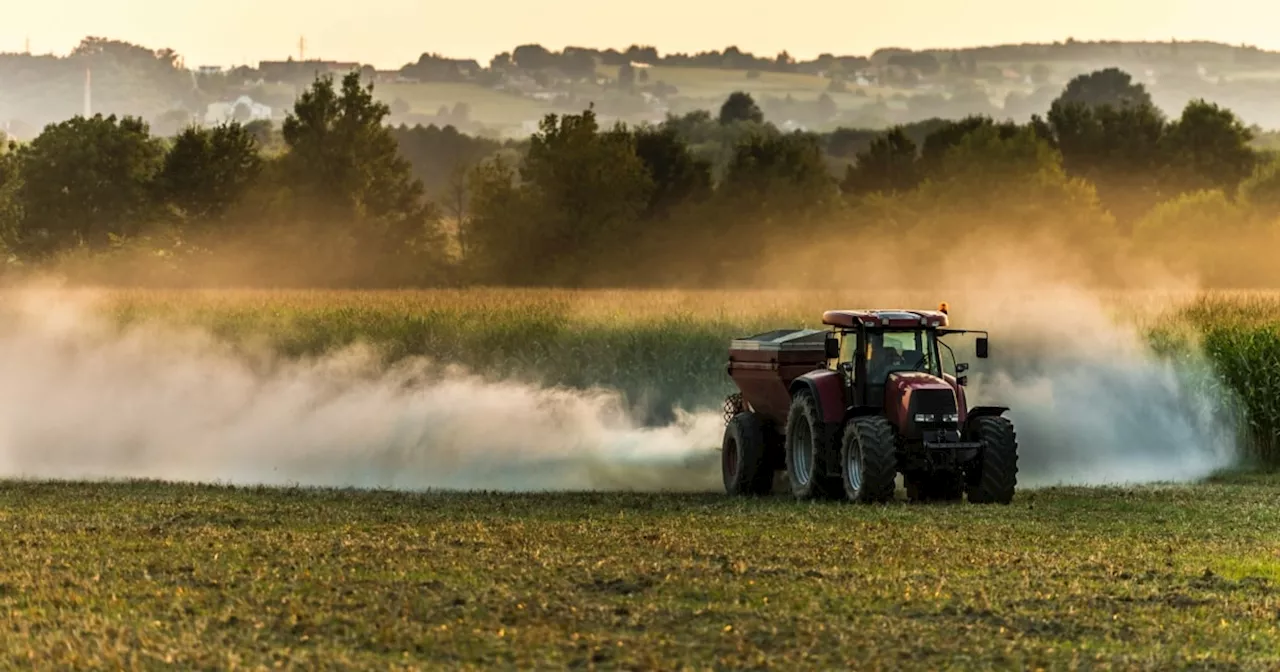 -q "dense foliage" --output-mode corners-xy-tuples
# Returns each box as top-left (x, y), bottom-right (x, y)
(0, 66), (1278, 288)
